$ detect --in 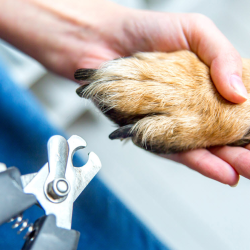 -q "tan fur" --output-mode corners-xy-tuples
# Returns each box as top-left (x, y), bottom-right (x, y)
(76, 51), (250, 154)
